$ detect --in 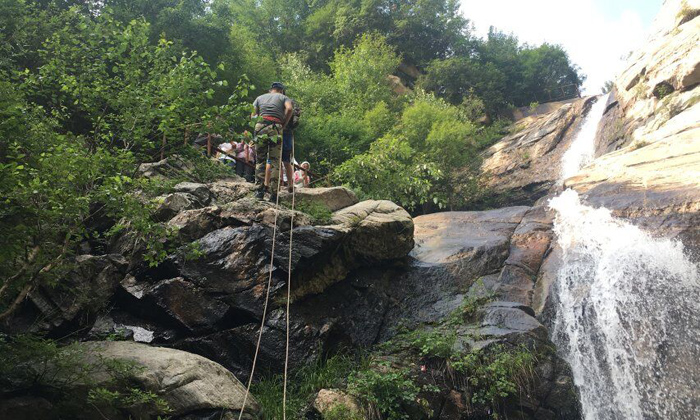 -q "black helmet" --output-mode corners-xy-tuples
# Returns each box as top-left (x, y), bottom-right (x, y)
(270, 82), (285, 91)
